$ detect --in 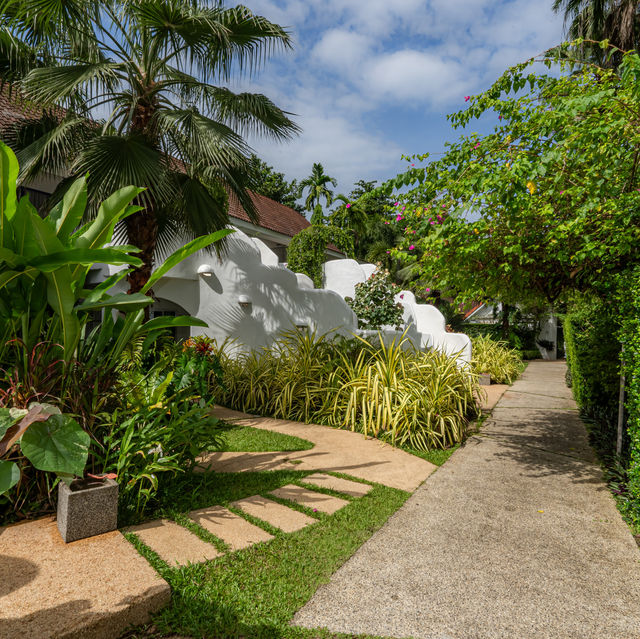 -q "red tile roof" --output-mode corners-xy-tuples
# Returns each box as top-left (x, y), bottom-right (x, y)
(0, 87), (52, 129)
(228, 190), (310, 239)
